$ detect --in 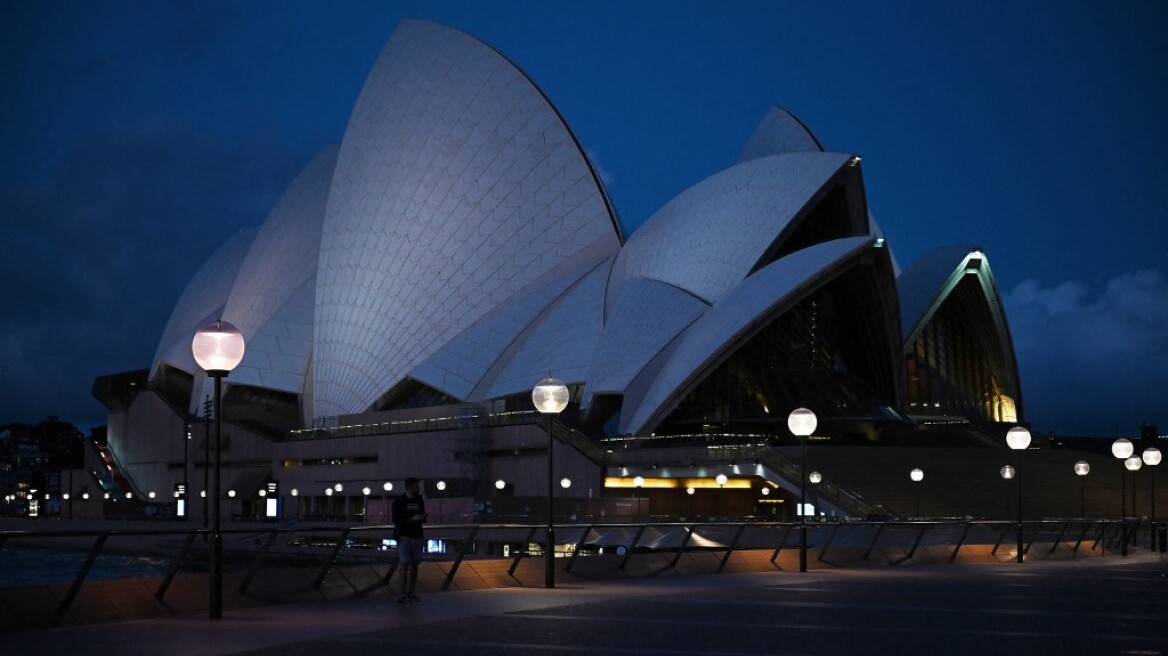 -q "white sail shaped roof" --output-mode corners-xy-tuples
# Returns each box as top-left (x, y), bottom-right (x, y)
(312, 20), (621, 417)
(151, 228), (256, 381)
(583, 277), (709, 407)
(221, 146), (336, 393)
(606, 152), (853, 311)
(622, 236), (878, 434)
(737, 106), (825, 162)
(474, 257), (611, 400)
